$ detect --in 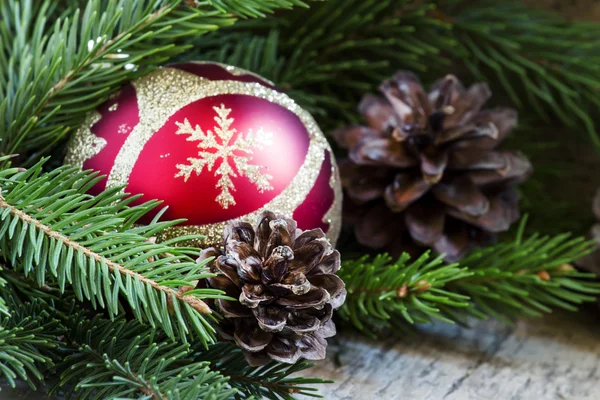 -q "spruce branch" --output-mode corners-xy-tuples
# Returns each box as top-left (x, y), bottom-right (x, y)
(0, 0), (304, 162)
(50, 311), (234, 400)
(0, 300), (65, 389)
(338, 223), (600, 335)
(194, 0), (444, 125)
(437, 0), (600, 149)
(0, 271), (8, 317)
(194, 0), (600, 149)
(0, 265), (58, 308)
(48, 305), (327, 399)
(195, 342), (331, 399)
(0, 159), (229, 346)
(206, 0), (309, 18)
